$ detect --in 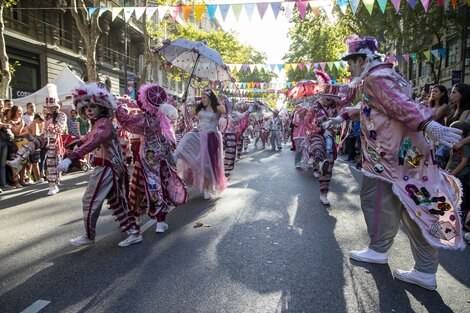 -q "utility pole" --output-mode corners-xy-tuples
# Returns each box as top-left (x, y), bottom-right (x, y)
(124, 20), (128, 95)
